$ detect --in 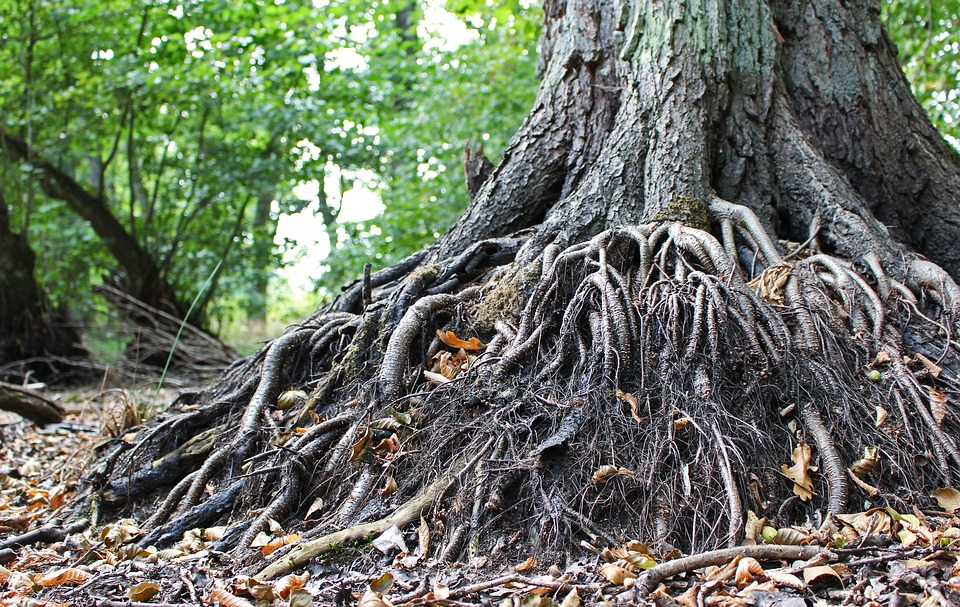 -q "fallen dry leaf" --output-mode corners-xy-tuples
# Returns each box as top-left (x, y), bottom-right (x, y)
(34, 567), (90, 587)
(262, 534), (301, 556)
(273, 573), (309, 599)
(560, 588), (582, 607)
(849, 446), (880, 479)
(875, 406), (888, 428)
(289, 588), (315, 607)
(211, 586), (256, 607)
(599, 562), (637, 585)
(781, 442), (816, 501)
(515, 555), (538, 571)
(914, 353), (942, 377)
(128, 580), (161, 601)
(931, 488), (960, 514)
(735, 557), (764, 586)
(592, 465), (635, 484)
(802, 565), (842, 585)
(929, 389), (948, 425)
